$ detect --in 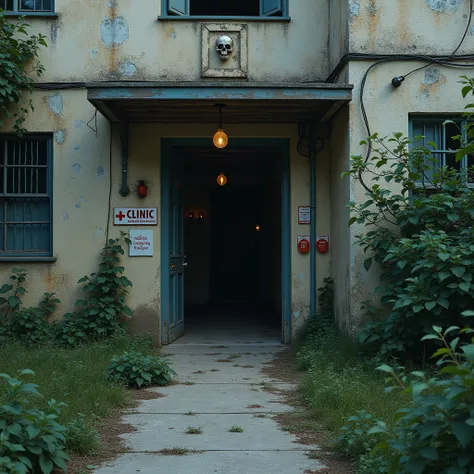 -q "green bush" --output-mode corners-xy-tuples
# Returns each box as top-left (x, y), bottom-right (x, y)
(346, 78), (474, 358)
(107, 351), (177, 388)
(9, 293), (60, 345)
(65, 414), (101, 455)
(340, 312), (474, 473)
(0, 370), (69, 474)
